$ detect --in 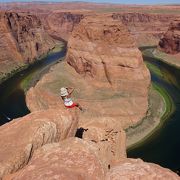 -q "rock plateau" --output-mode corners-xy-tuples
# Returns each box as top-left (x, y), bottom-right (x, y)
(112, 13), (180, 46)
